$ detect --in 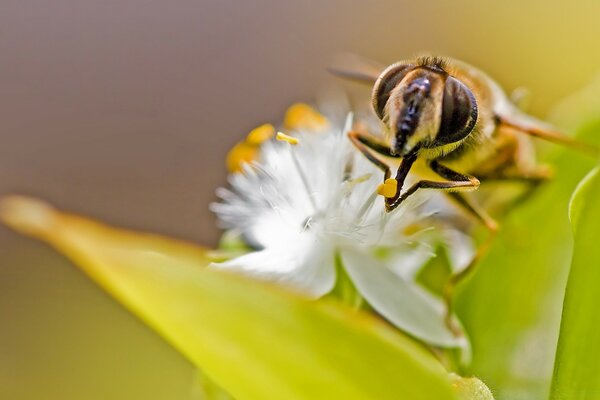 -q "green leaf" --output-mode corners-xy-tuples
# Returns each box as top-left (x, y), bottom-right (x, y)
(0, 196), (458, 400)
(550, 167), (600, 399)
(456, 114), (600, 397)
(191, 369), (234, 400)
(568, 167), (599, 233)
